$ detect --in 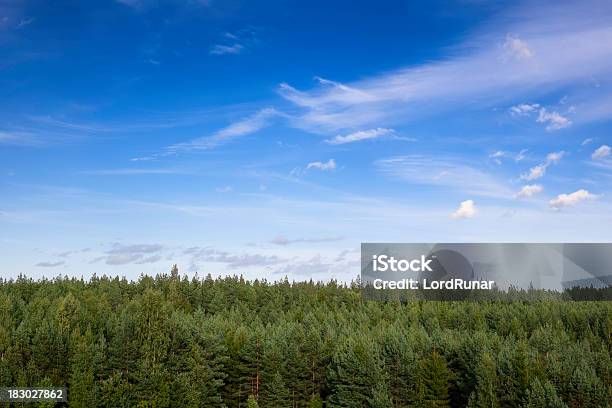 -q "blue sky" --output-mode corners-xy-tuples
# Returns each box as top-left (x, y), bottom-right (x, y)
(1, 0), (612, 281)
